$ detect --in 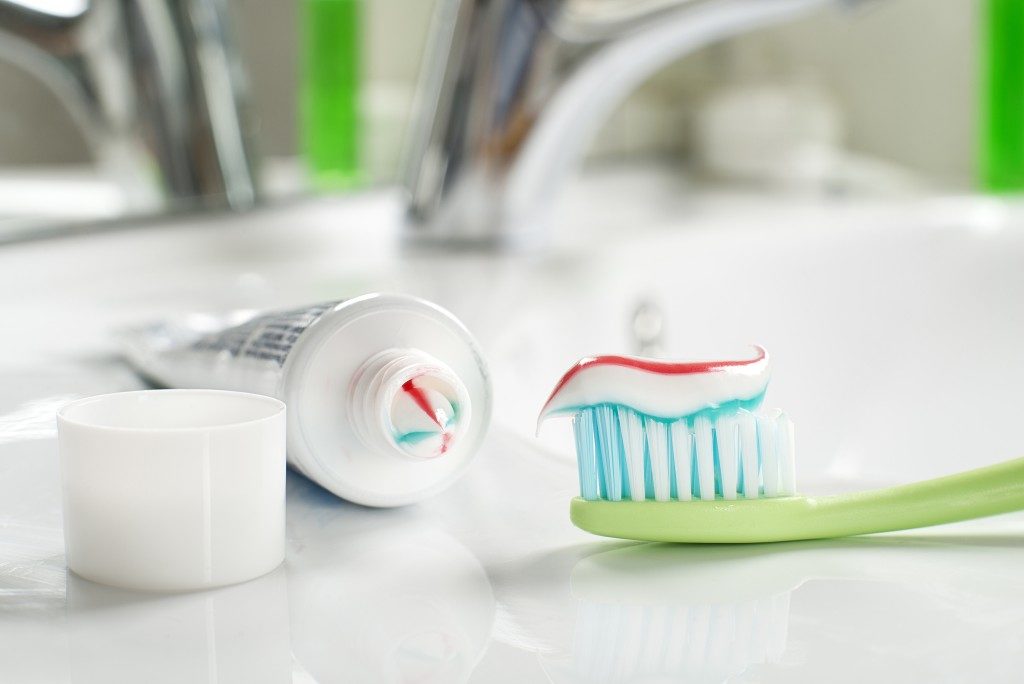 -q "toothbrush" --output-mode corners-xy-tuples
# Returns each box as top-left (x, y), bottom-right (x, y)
(539, 347), (1024, 543)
